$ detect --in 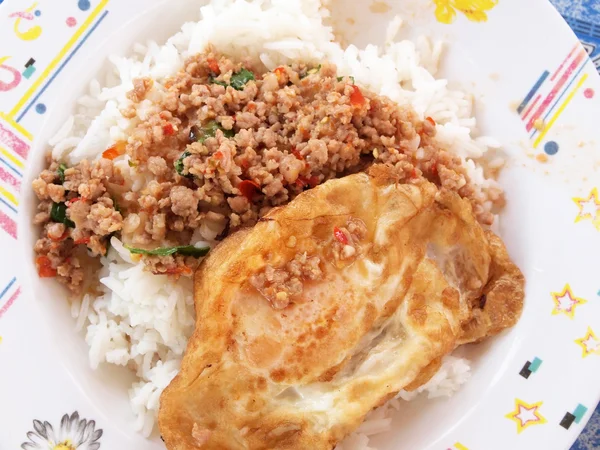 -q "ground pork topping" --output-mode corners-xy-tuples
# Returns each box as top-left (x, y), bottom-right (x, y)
(33, 51), (501, 293)
(32, 158), (123, 290)
(331, 218), (368, 265)
(251, 253), (323, 309)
